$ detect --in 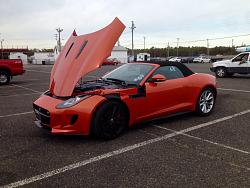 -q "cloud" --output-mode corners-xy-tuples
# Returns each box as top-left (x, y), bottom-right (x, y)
(0, 0), (250, 48)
